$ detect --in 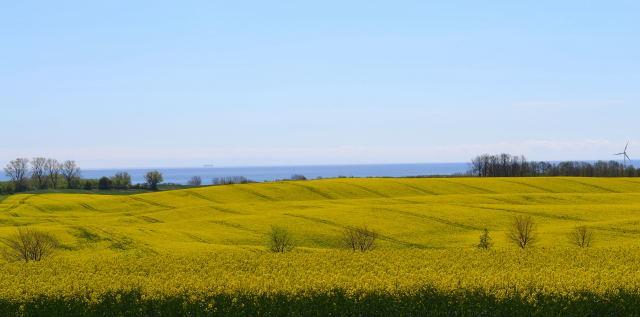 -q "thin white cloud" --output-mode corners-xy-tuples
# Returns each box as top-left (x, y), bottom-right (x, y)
(512, 100), (624, 110)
